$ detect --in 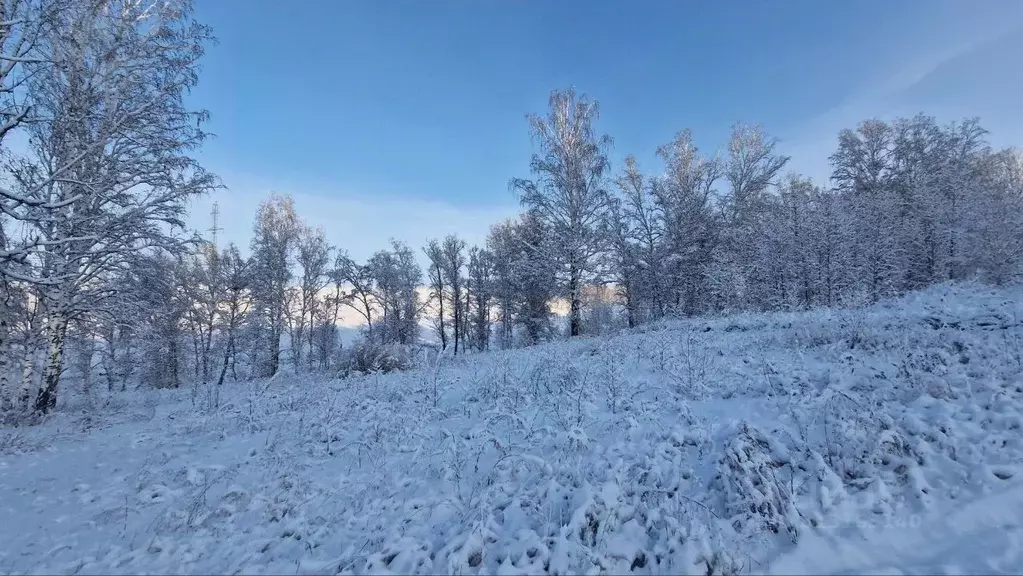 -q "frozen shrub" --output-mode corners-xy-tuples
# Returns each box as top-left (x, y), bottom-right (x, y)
(336, 338), (413, 378)
(713, 423), (806, 542)
(660, 328), (715, 399)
